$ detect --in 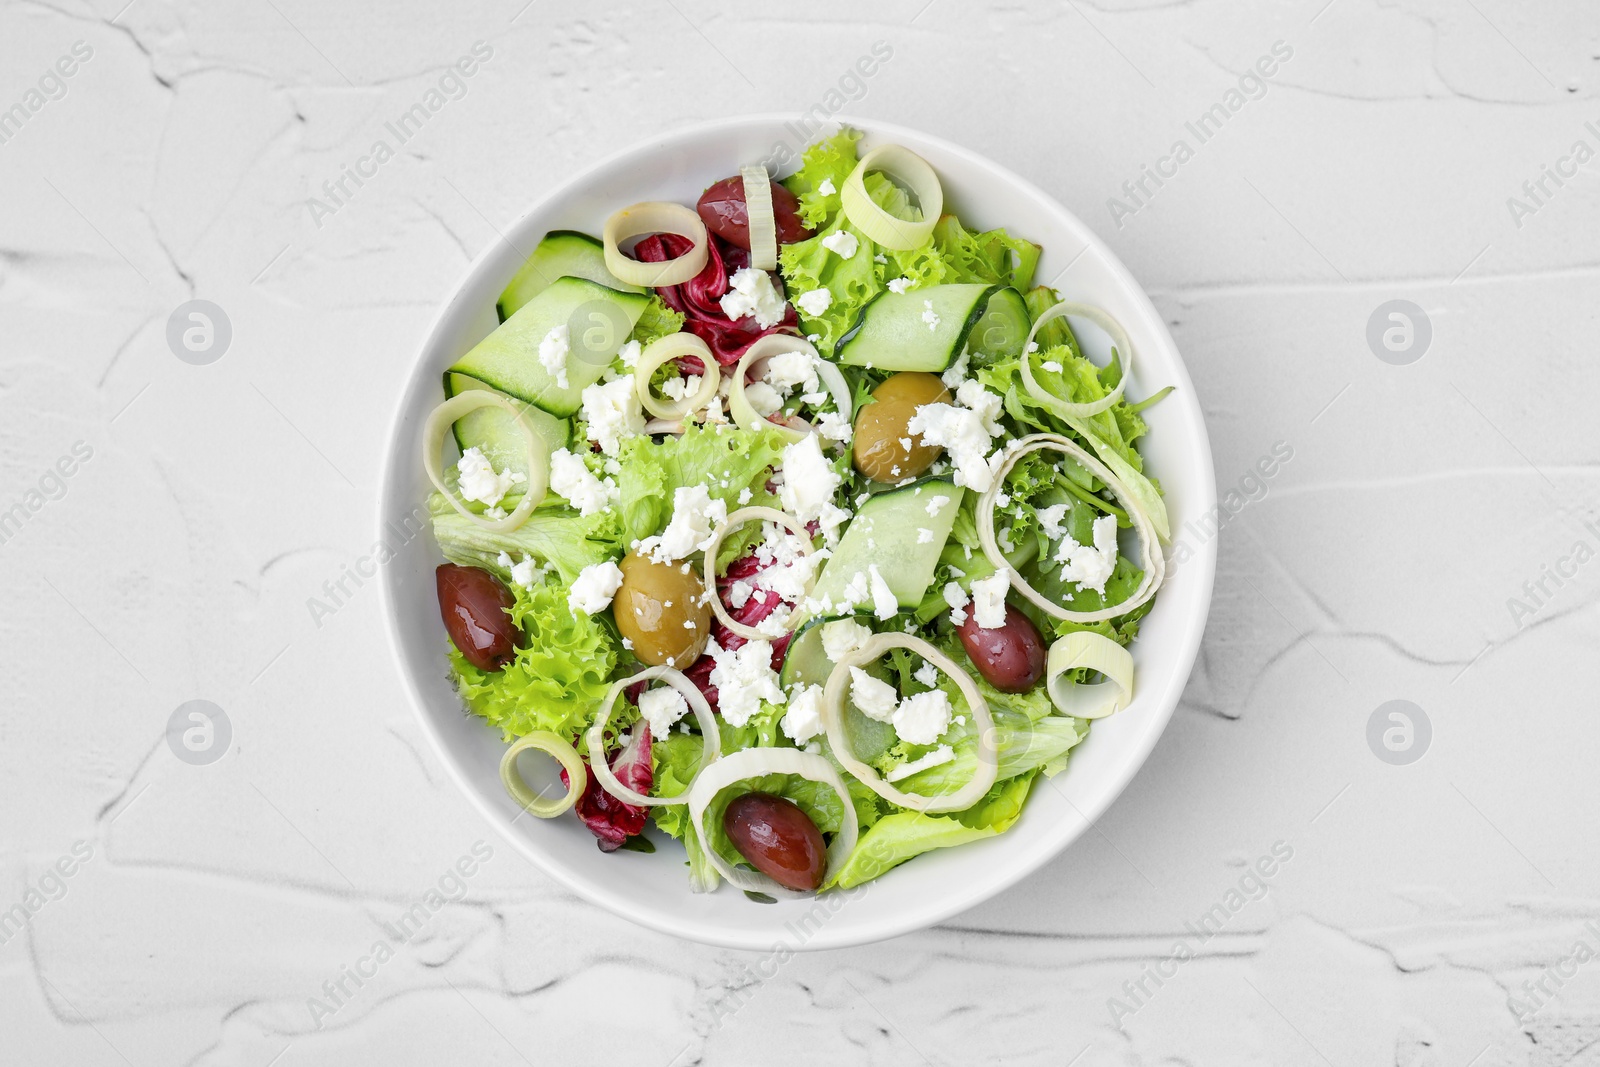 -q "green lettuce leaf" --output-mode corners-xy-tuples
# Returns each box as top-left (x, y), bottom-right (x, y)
(612, 422), (788, 545)
(629, 295), (685, 348)
(429, 493), (620, 585)
(826, 770), (1037, 889)
(447, 580), (619, 744)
